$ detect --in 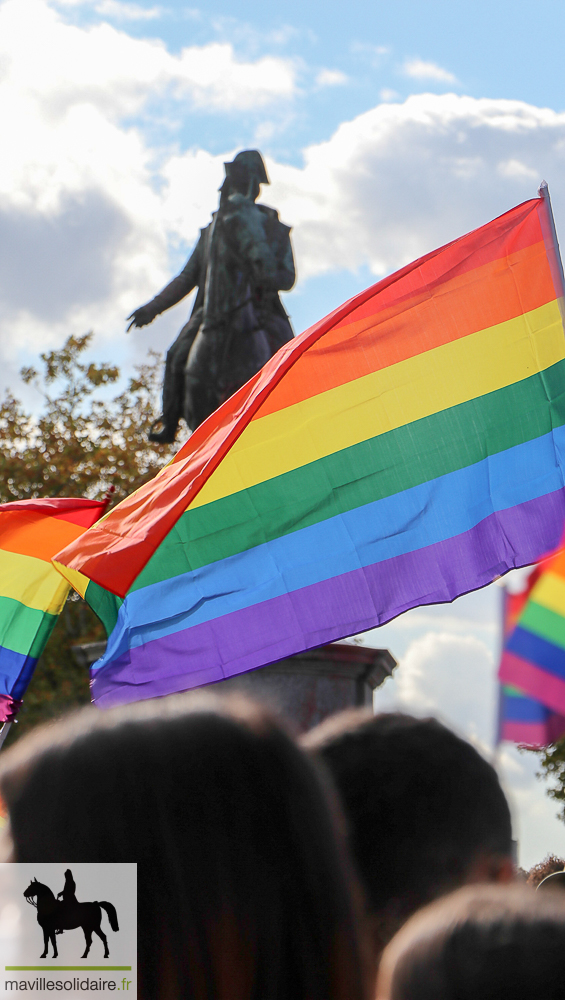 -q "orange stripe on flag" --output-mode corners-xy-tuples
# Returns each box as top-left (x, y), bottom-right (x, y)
(0, 511), (87, 562)
(259, 239), (555, 417)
